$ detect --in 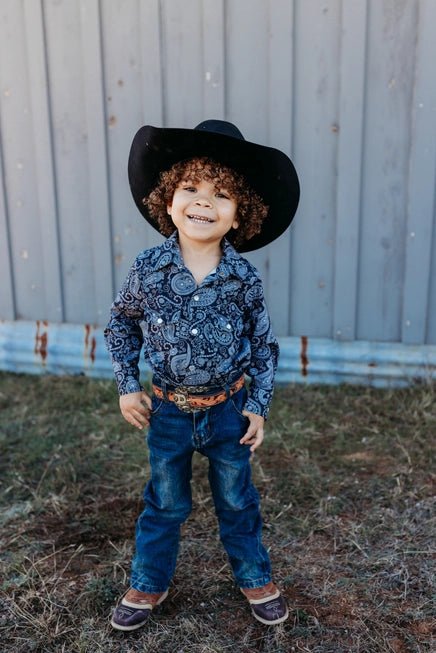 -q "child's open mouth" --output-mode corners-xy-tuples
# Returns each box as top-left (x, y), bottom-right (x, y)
(188, 214), (214, 224)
